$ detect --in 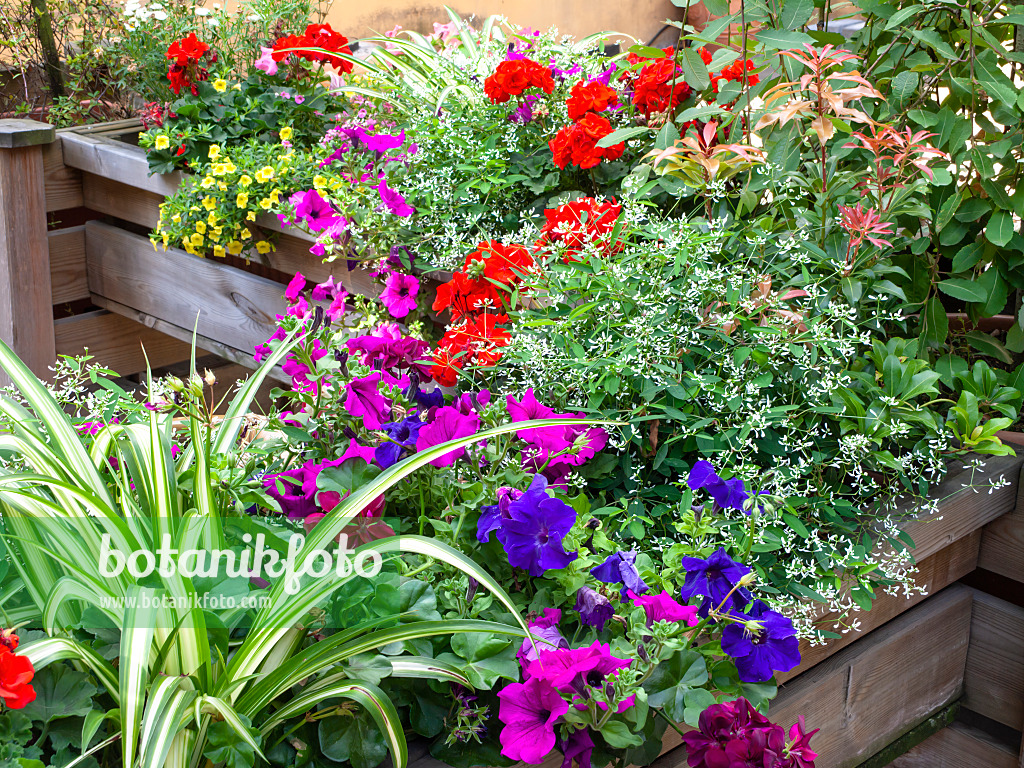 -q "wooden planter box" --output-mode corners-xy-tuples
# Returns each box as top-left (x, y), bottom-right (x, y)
(2, 118), (1024, 768)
